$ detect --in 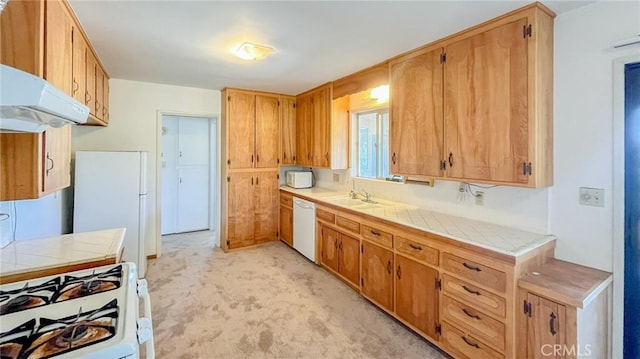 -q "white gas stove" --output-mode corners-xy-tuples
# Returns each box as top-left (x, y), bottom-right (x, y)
(0, 263), (154, 358)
